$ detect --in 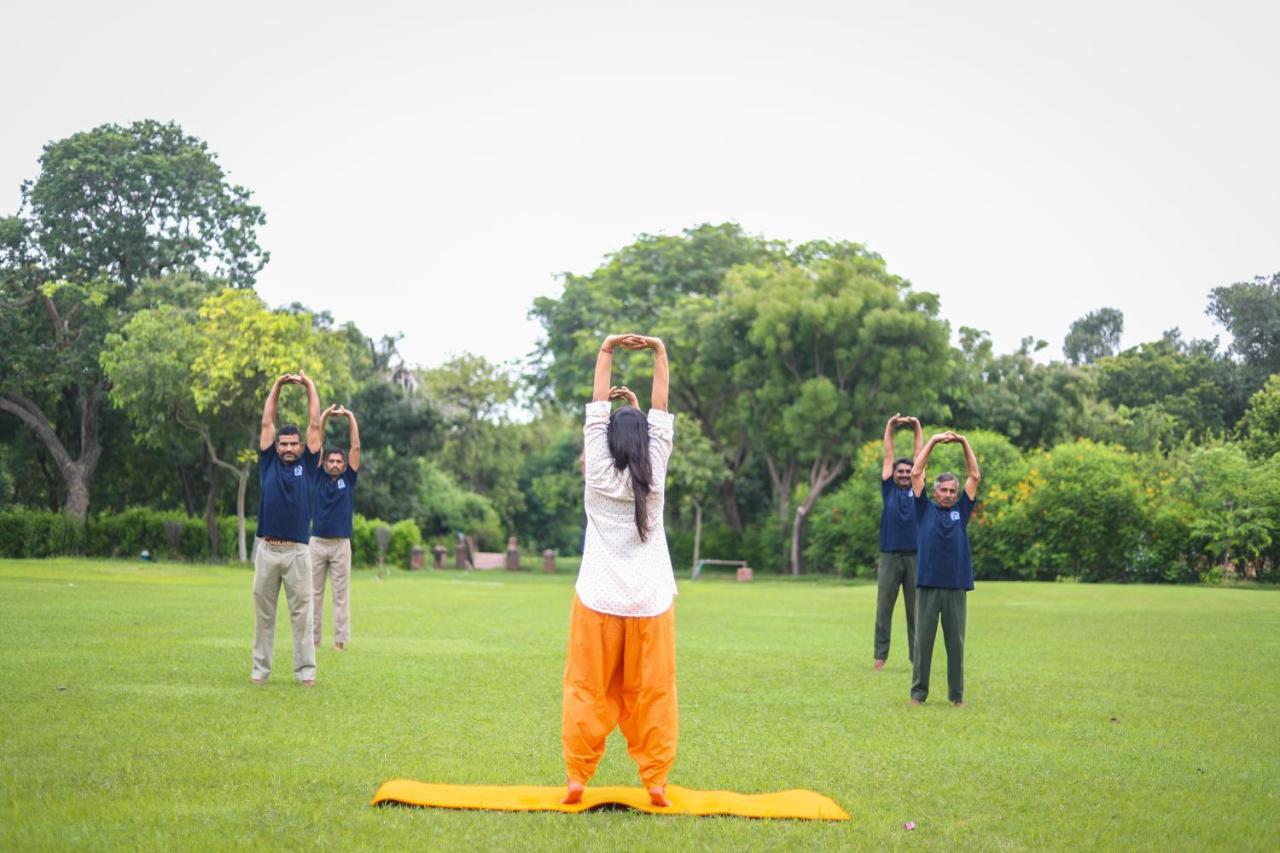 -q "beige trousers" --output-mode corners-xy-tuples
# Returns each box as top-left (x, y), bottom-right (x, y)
(310, 536), (352, 645)
(252, 540), (316, 682)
